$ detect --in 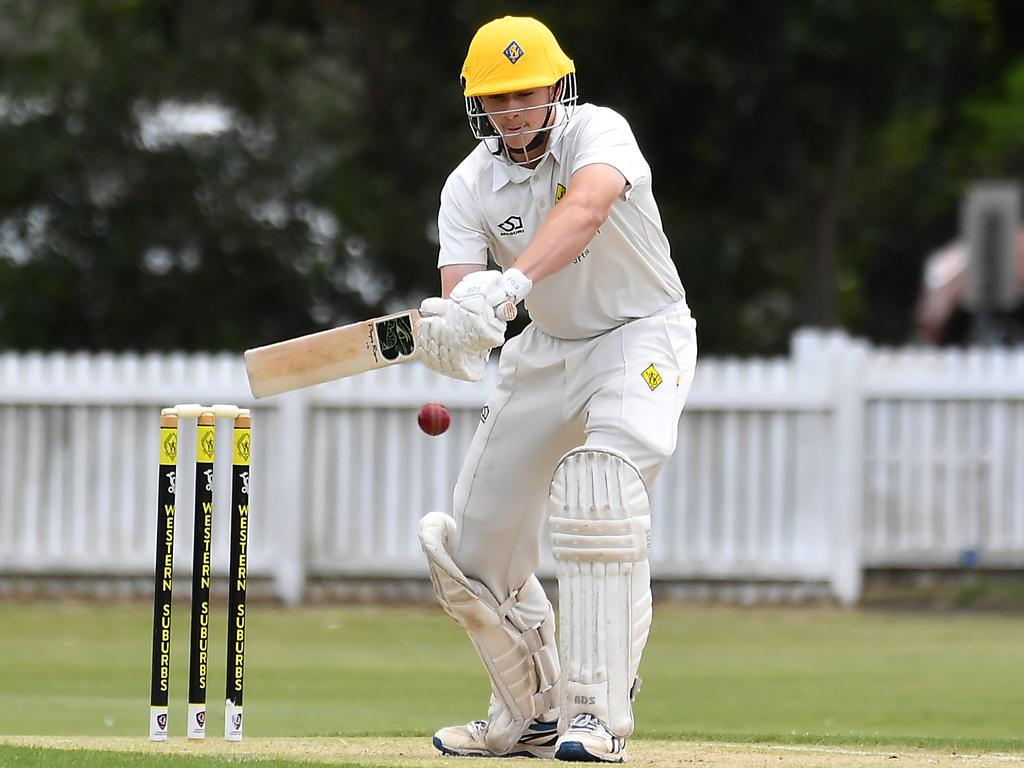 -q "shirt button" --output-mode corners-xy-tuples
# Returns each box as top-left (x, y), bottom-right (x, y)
(540, 201), (547, 208)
